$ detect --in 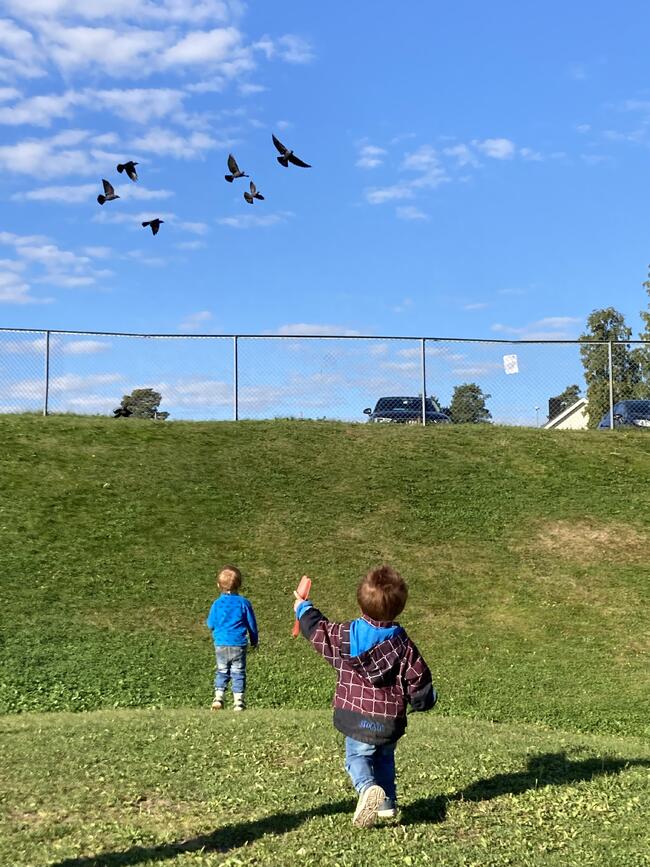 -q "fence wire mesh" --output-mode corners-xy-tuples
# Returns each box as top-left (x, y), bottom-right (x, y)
(1, 328), (649, 427)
